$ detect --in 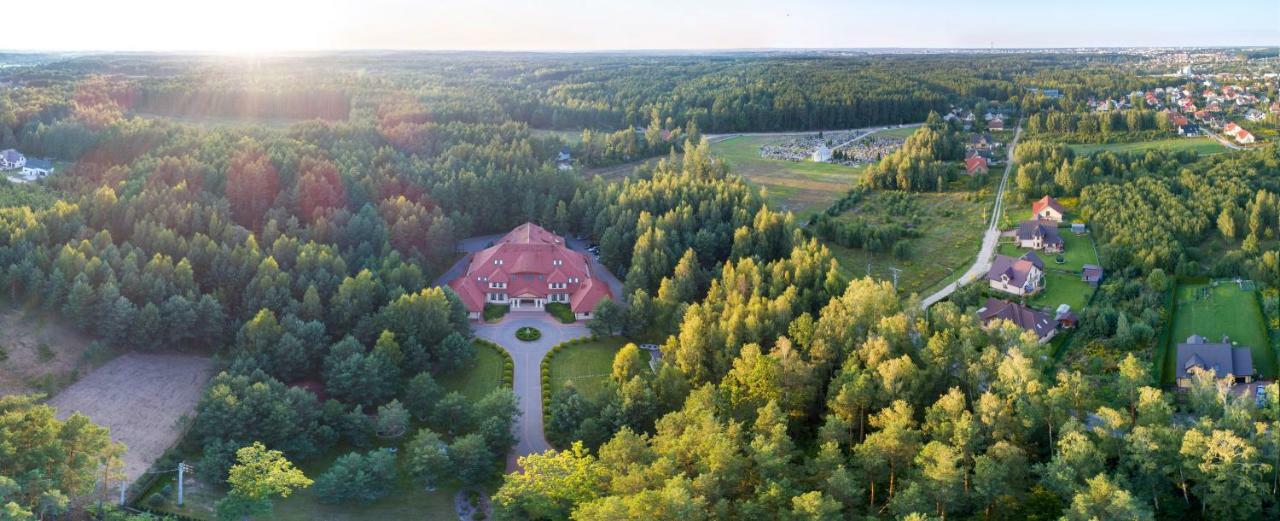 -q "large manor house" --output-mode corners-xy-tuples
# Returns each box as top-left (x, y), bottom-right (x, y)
(448, 223), (612, 320)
